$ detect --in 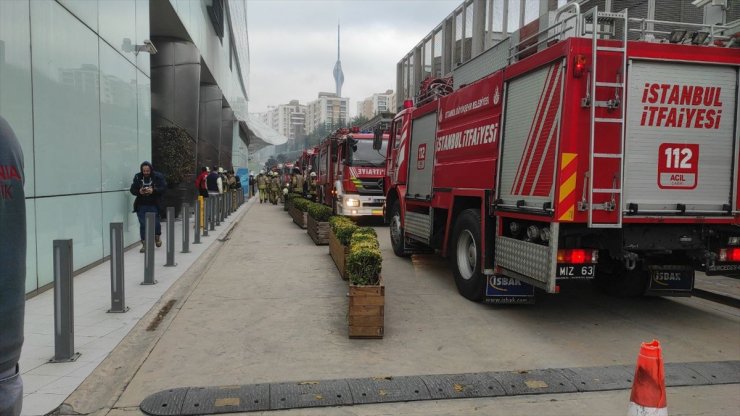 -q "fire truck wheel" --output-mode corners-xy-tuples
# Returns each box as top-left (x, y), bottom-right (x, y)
(389, 200), (409, 257)
(451, 209), (486, 301)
